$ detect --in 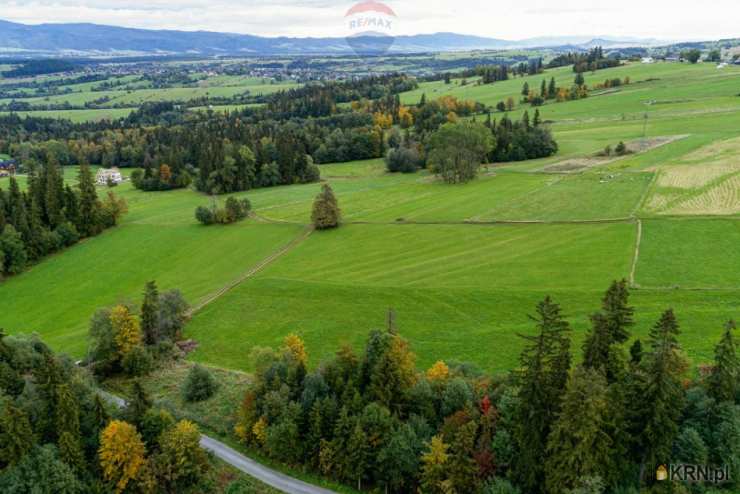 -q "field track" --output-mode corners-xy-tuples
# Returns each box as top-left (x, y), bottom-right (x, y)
(187, 225), (315, 316)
